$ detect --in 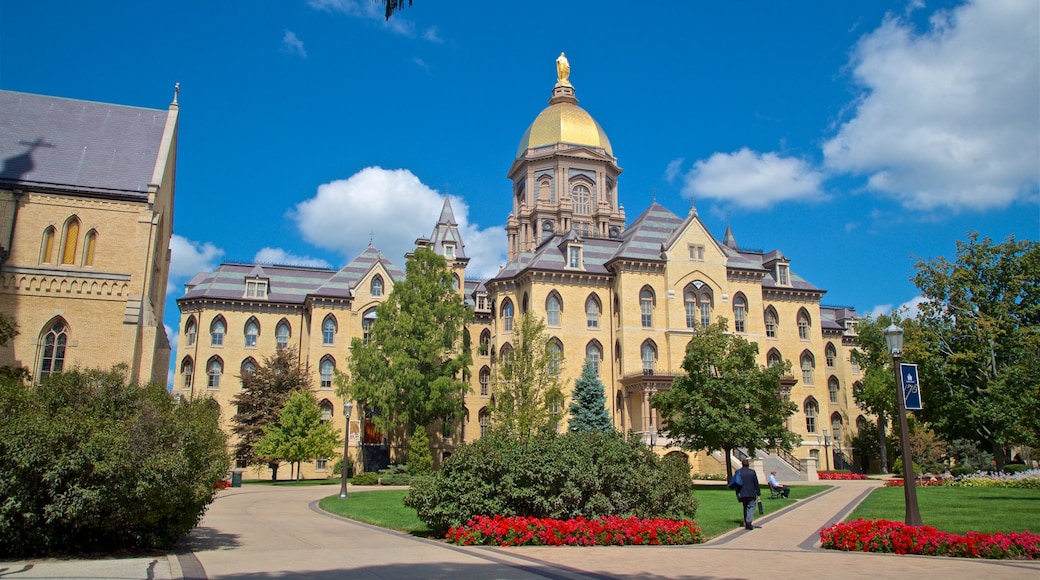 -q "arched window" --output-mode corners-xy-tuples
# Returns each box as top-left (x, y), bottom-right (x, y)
(320, 357), (335, 389)
(241, 358), (257, 378)
(641, 341), (657, 374)
(798, 309), (811, 340)
(733, 294), (747, 333)
(828, 376), (840, 403)
(207, 357), (223, 389)
(764, 307), (778, 338)
(40, 226), (56, 263)
(82, 229), (97, 266)
(276, 320), (290, 349)
(371, 275), (383, 297)
(502, 299), (514, 332)
(479, 366), (491, 396)
(500, 343), (514, 365)
(180, 357), (193, 388)
(585, 295), (601, 329)
(825, 343), (837, 367)
(319, 400), (334, 423)
(479, 407), (490, 437)
(804, 398), (818, 433)
(801, 352), (815, 385)
(244, 318), (259, 348)
(452, 273), (460, 291)
(640, 287), (654, 328)
(547, 340), (562, 377)
(831, 413), (843, 436)
(479, 329), (491, 355)
(323, 316), (337, 345)
(572, 183), (591, 215)
(767, 348), (783, 368)
(546, 293), (561, 326)
(586, 341), (603, 374)
(522, 292), (529, 314)
(185, 317), (197, 347)
(362, 308), (377, 345)
(61, 217), (80, 264)
(856, 415), (869, 433)
(210, 317), (226, 346)
(39, 319), (68, 381)
(684, 290), (697, 328)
